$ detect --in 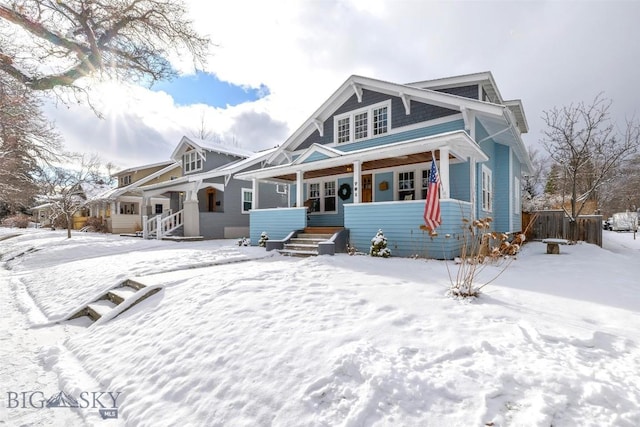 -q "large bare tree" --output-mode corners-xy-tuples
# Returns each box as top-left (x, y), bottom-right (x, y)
(0, 0), (208, 91)
(0, 72), (60, 212)
(541, 94), (640, 237)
